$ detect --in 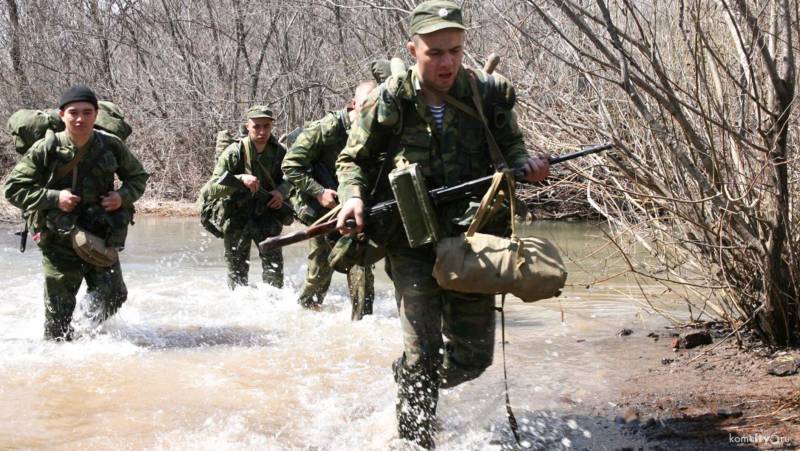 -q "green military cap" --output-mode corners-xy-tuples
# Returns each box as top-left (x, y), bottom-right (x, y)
(246, 105), (274, 120)
(408, 0), (465, 35)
